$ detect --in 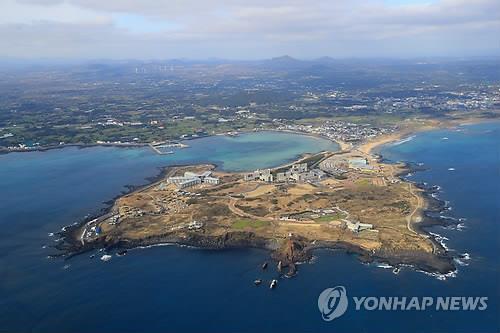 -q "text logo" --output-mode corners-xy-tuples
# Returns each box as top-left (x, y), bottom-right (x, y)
(318, 286), (349, 321)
